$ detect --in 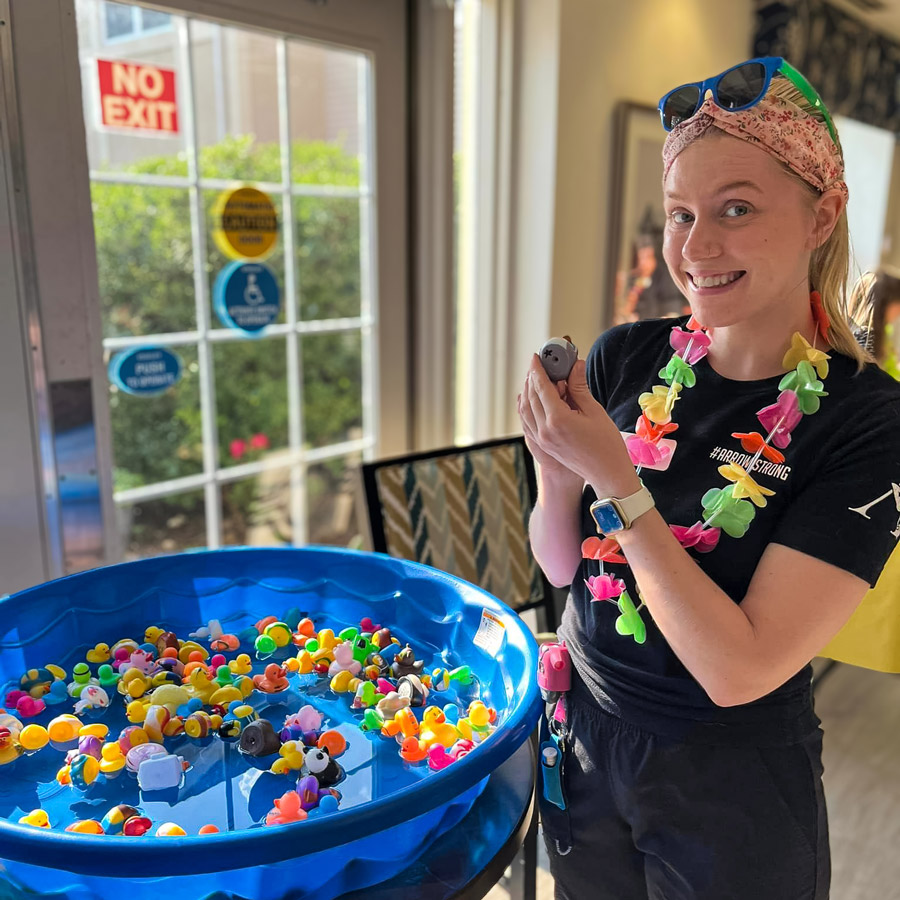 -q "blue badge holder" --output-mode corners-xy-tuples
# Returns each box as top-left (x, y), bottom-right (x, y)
(539, 732), (566, 810)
